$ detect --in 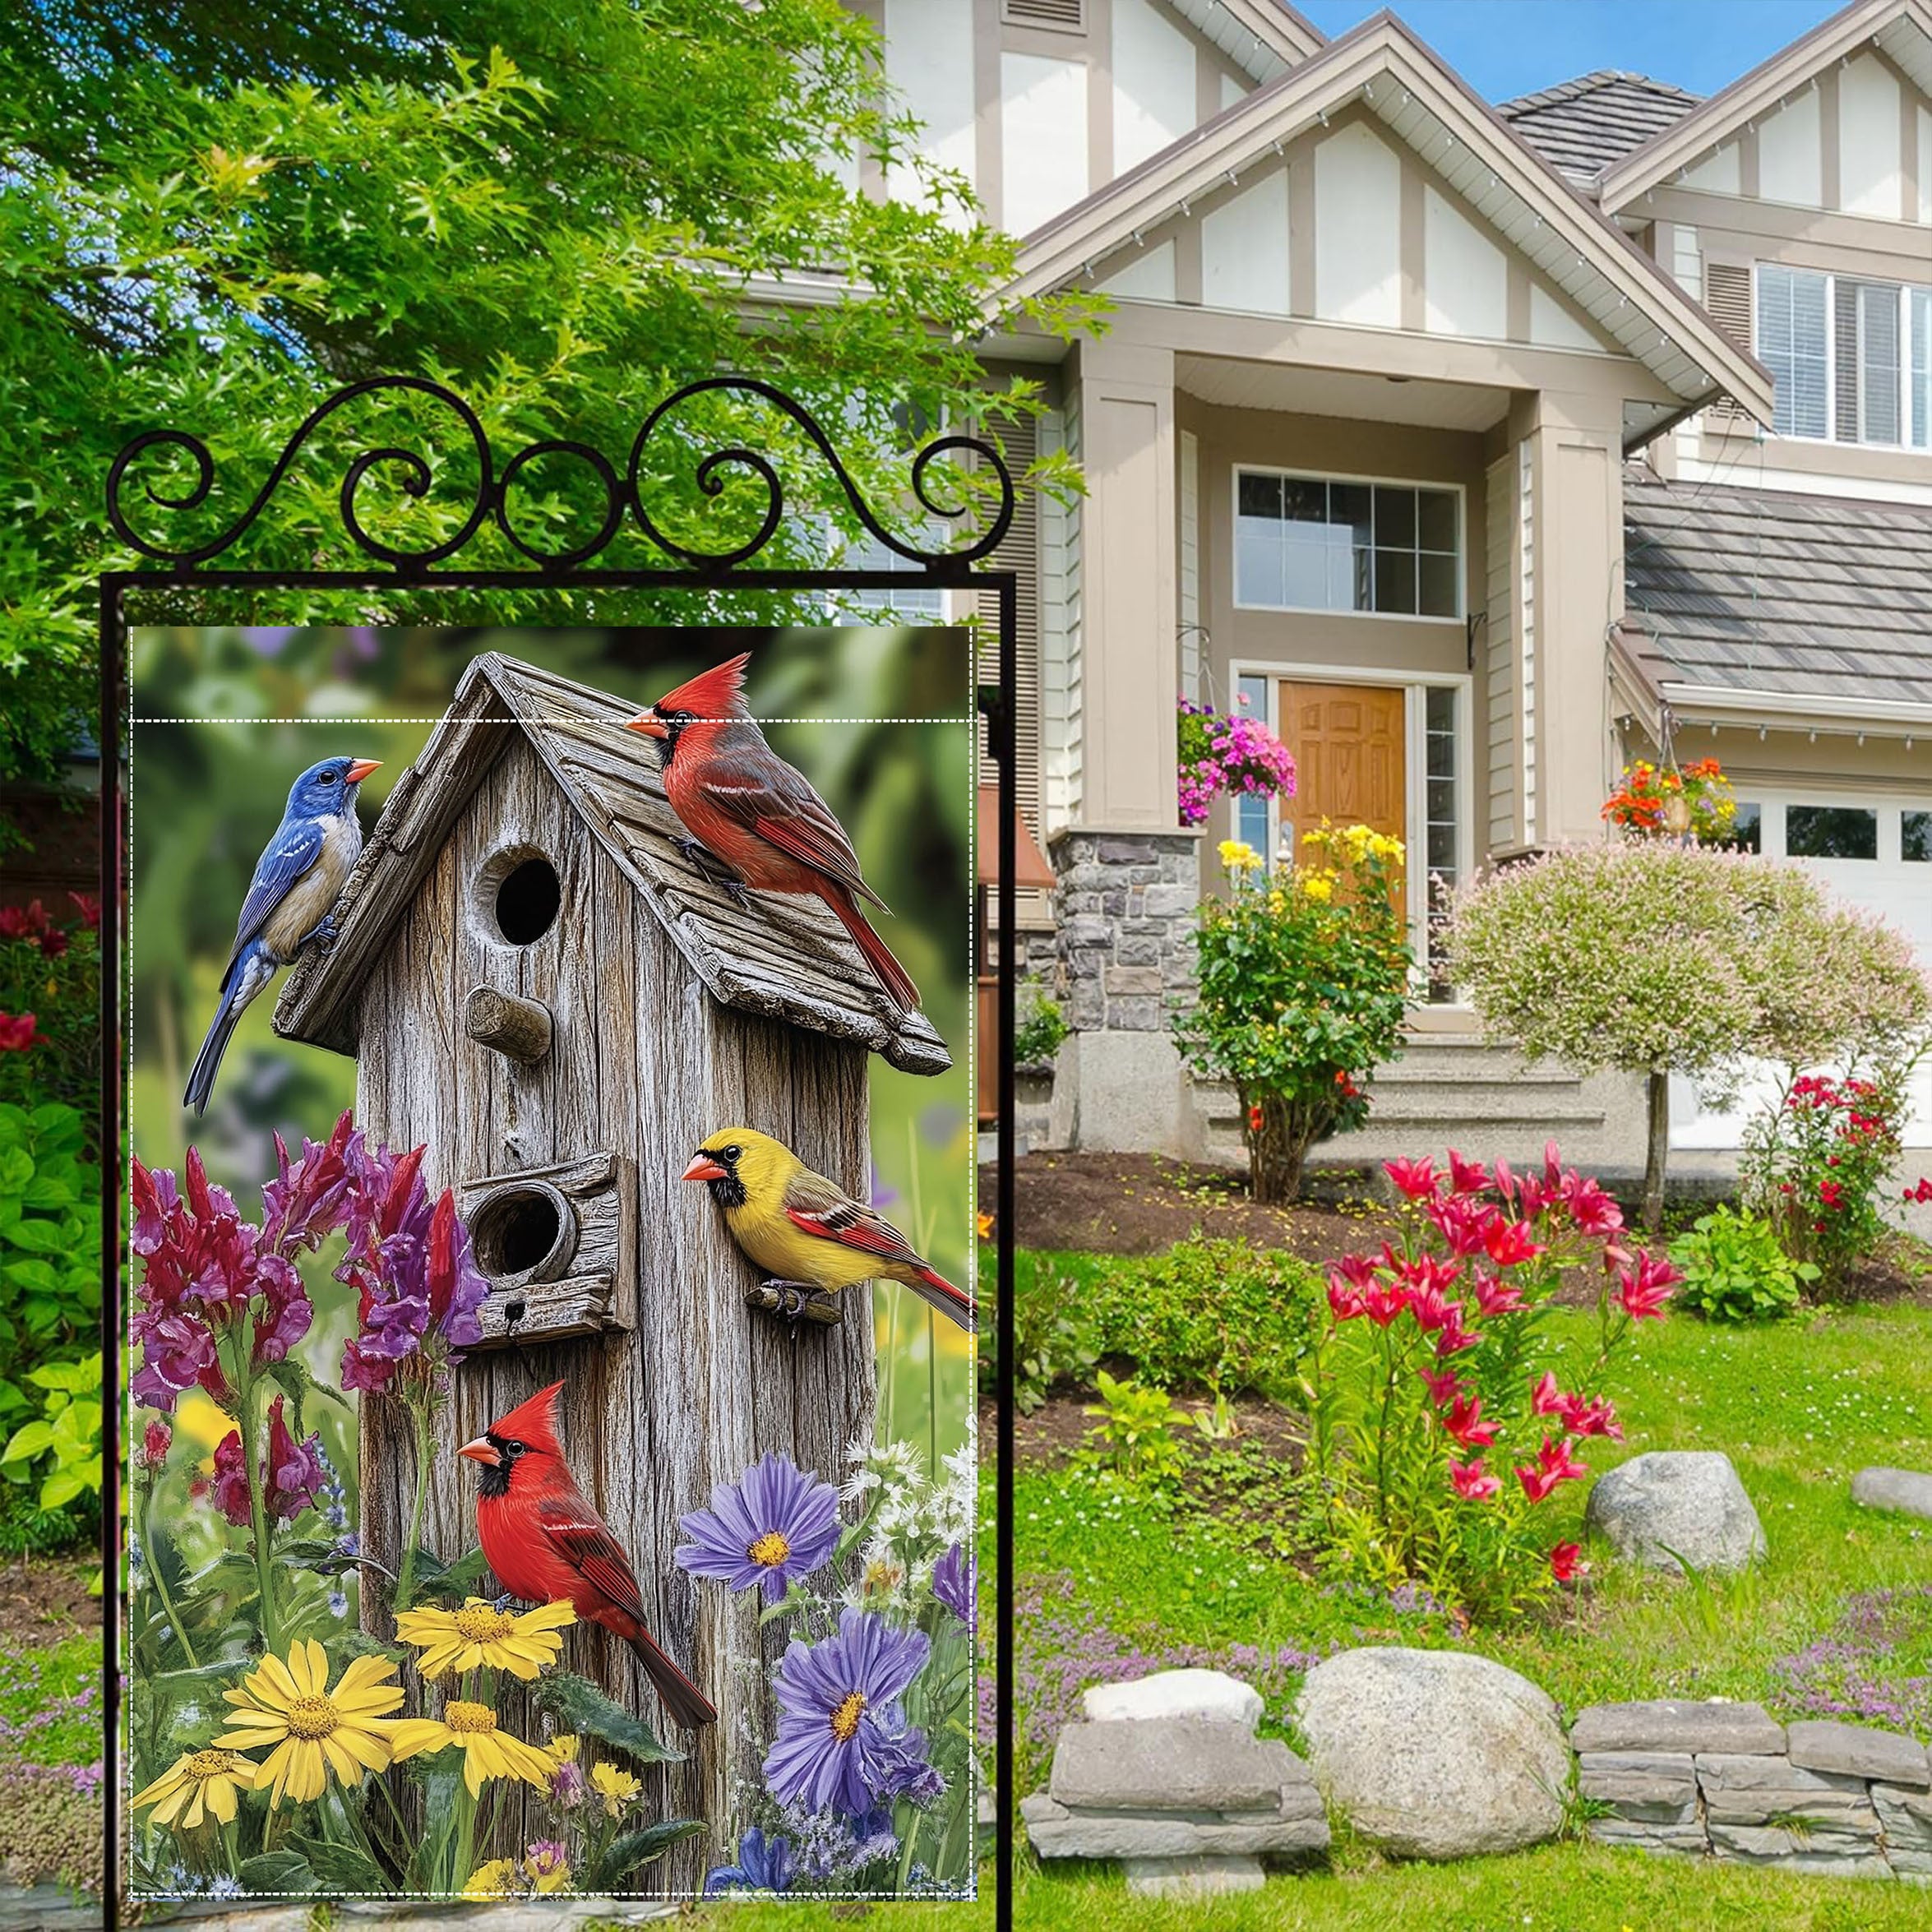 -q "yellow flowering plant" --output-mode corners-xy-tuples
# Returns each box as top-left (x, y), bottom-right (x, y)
(1173, 825), (1413, 1203)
